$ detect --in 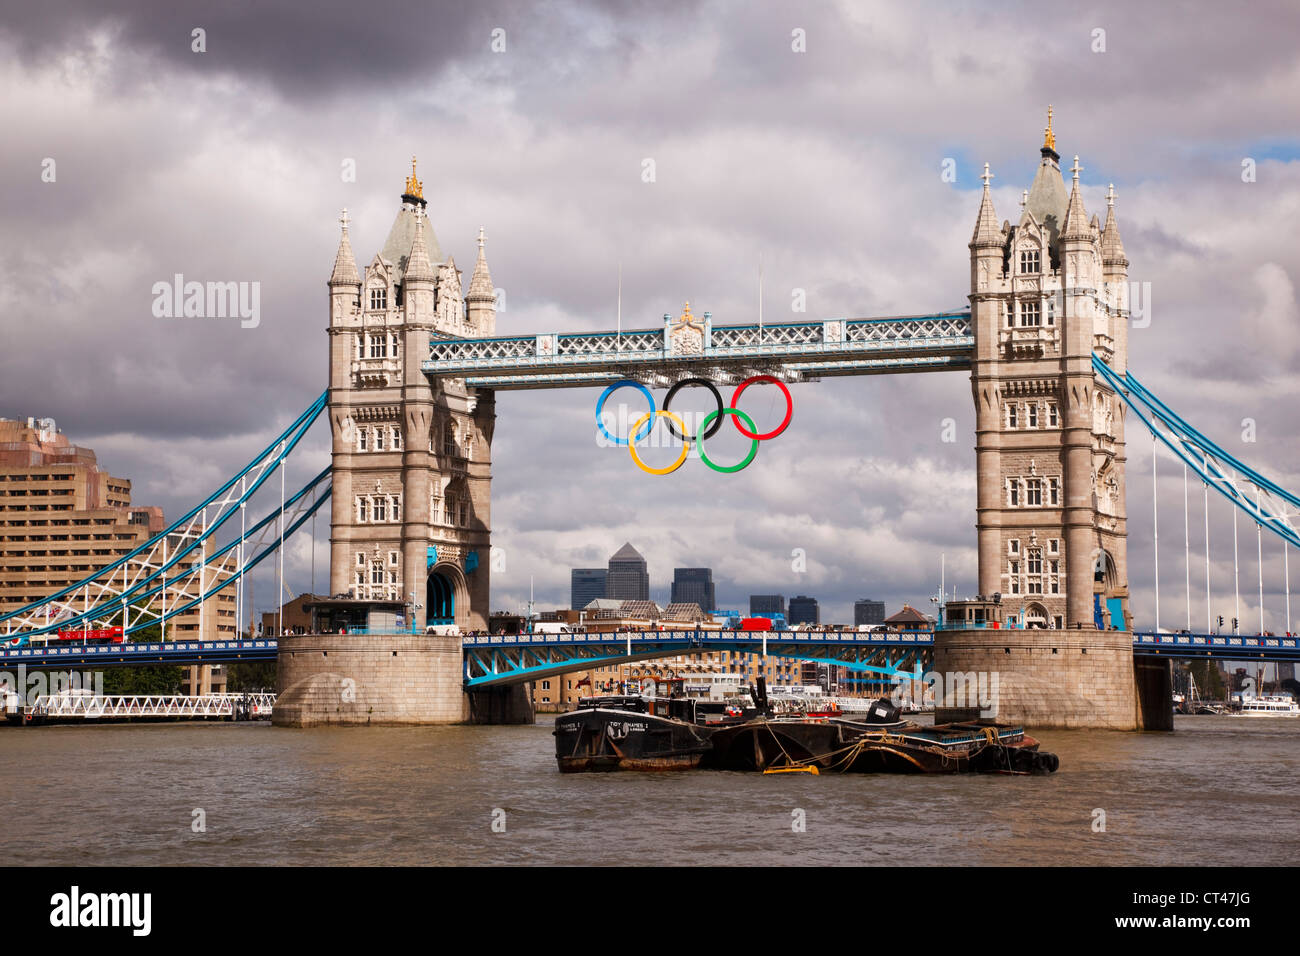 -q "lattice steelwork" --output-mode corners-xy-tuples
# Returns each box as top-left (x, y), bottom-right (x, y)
(0, 395), (330, 643)
(461, 629), (933, 687)
(1094, 357), (1300, 551)
(424, 310), (974, 389)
